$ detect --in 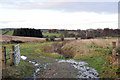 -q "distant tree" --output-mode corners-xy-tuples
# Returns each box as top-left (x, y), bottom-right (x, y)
(75, 35), (78, 40)
(46, 35), (49, 41)
(50, 36), (55, 41)
(49, 29), (57, 33)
